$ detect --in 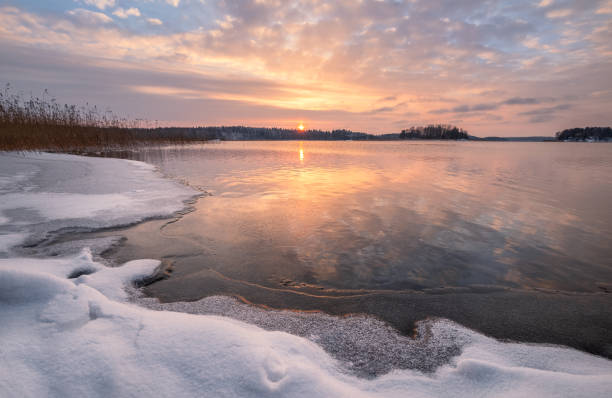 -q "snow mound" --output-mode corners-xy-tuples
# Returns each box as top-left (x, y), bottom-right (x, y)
(1, 252), (611, 398)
